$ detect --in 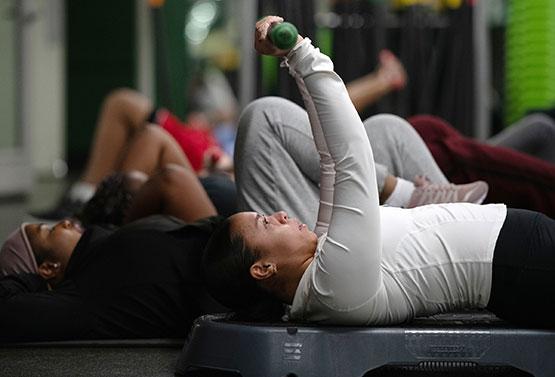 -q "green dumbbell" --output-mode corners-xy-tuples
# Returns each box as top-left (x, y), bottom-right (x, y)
(269, 22), (298, 50)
